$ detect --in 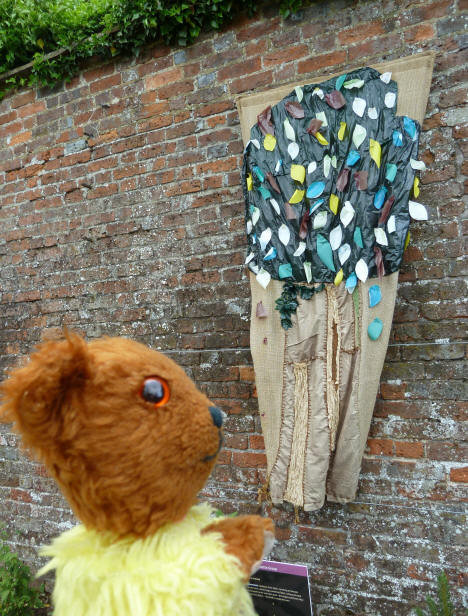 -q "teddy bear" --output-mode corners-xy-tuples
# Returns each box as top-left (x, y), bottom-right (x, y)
(0, 332), (274, 615)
